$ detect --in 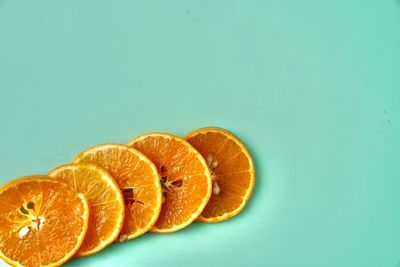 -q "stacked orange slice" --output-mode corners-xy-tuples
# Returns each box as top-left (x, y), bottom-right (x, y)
(48, 163), (124, 256)
(186, 127), (255, 223)
(73, 144), (162, 241)
(128, 133), (212, 233)
(0, 176), (89, 266)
